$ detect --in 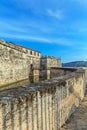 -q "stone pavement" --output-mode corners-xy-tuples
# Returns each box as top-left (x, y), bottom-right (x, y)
(61, 97), (87, 130)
